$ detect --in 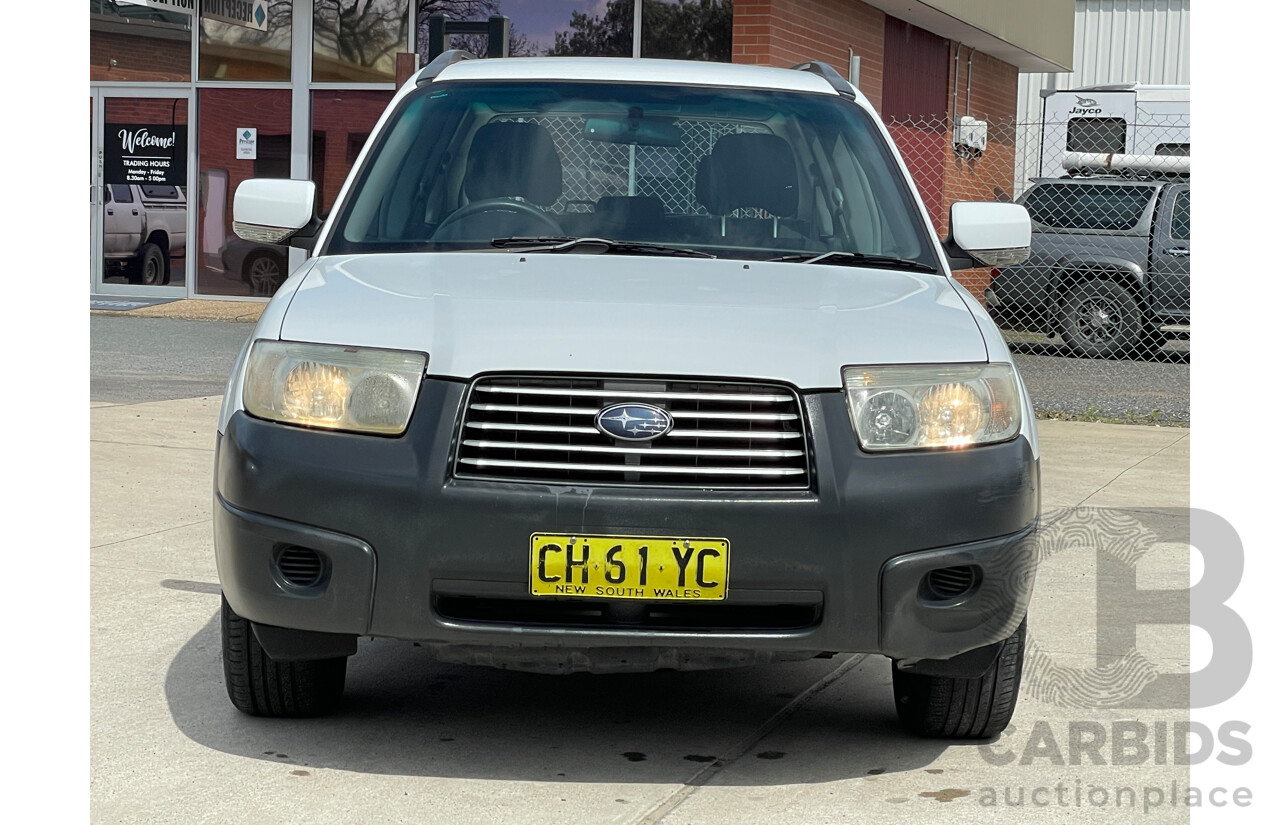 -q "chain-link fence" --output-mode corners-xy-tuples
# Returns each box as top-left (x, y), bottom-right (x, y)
(885, 112), (1190, 422)
(498, 108), (1190, 422)
(885, 113), (1190, 360)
